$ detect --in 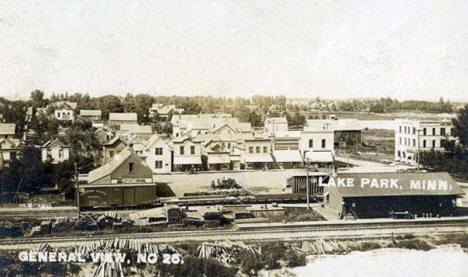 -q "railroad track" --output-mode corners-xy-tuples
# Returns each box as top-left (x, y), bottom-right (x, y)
(2, 218), (468, 249)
